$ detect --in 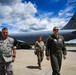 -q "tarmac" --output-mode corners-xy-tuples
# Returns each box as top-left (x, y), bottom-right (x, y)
(13, 46), (76, 75)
